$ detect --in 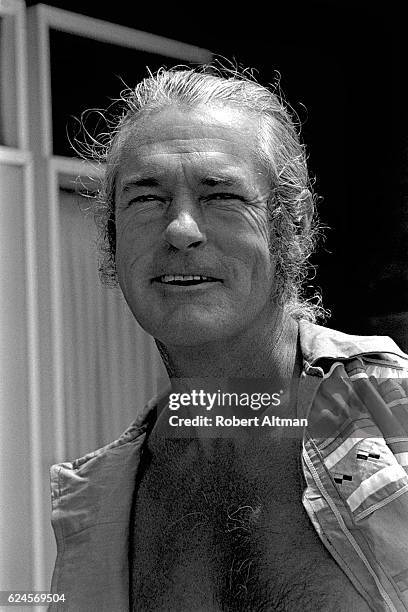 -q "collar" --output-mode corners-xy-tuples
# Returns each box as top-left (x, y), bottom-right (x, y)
(298, 320), (408, 366)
